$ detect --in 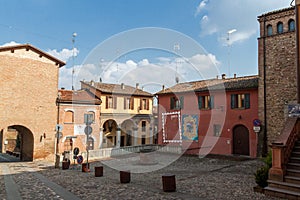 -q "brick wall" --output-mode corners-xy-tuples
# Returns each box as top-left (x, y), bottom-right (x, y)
(0, 48), (60, 161)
